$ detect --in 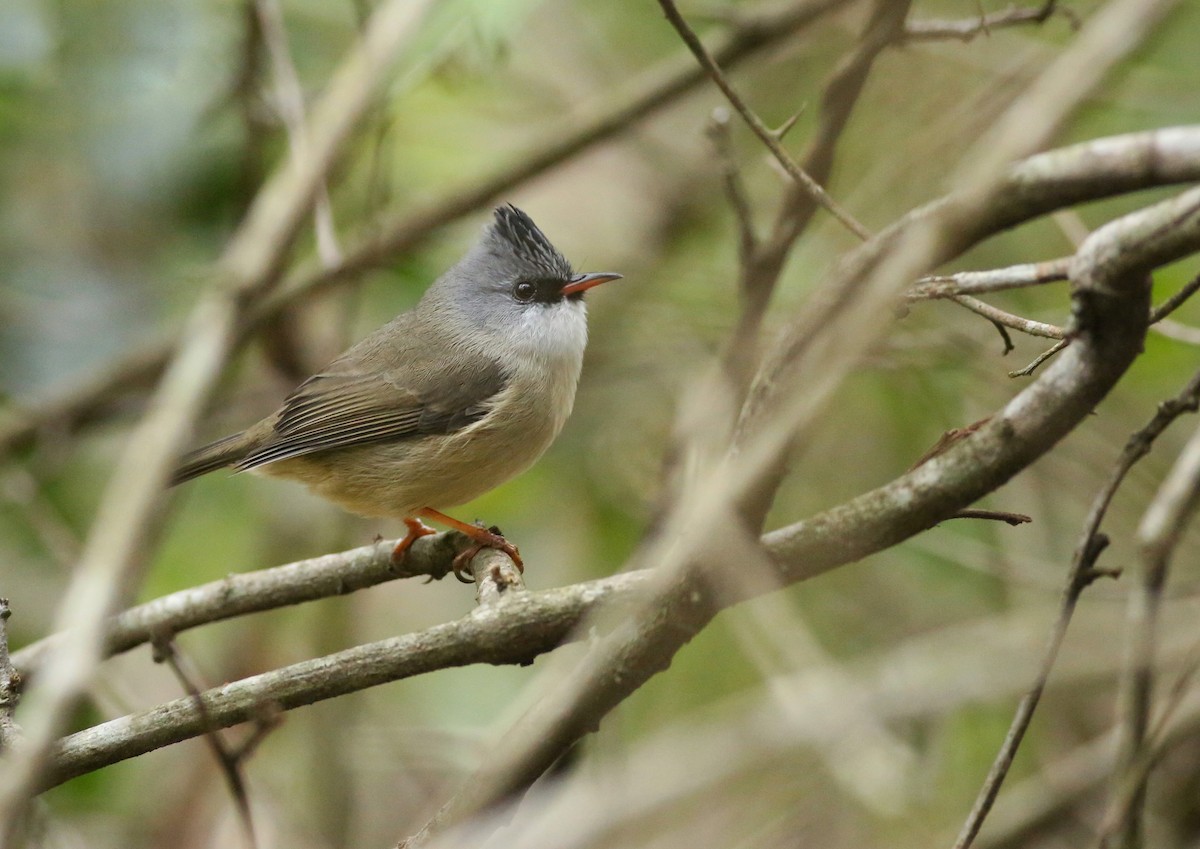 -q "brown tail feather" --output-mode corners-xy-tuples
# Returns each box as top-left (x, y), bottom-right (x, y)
(171, 432), (253, 486)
